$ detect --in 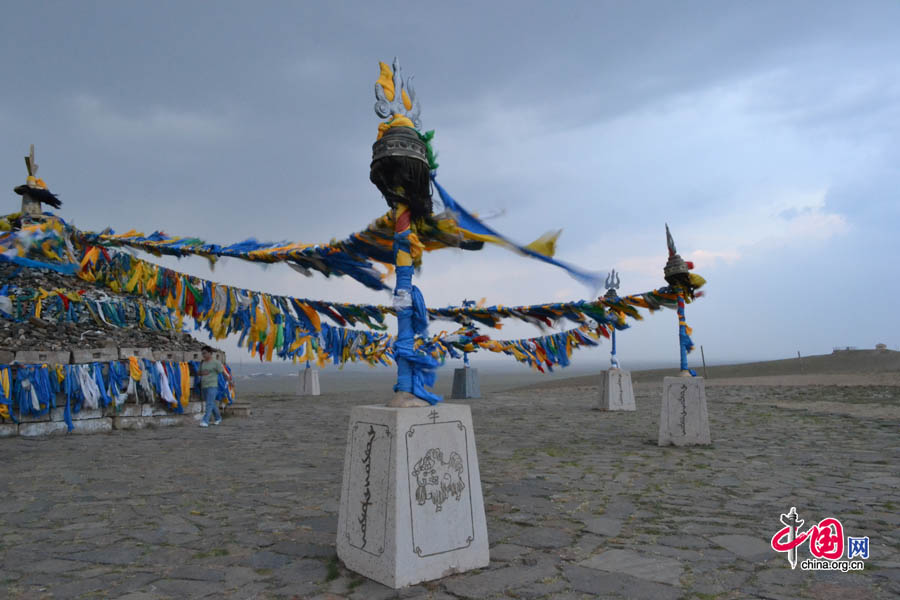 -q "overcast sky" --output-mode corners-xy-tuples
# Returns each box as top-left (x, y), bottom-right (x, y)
(3, 1), (898, 368)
